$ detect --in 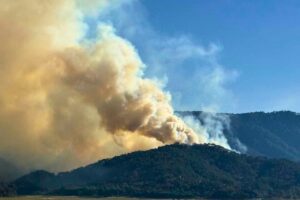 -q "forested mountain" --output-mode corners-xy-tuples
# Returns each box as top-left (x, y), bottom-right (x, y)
(3, 111), (300, 198)
(13, 144), (300, 199)
(0, 158), (23, 182)
(179, 111), (300, 161)
(0, 158), (22, 196)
